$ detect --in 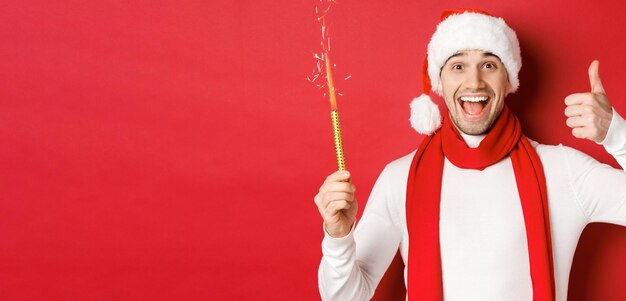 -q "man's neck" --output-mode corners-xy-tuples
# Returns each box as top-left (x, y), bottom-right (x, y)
(459, 131), (486, 148)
